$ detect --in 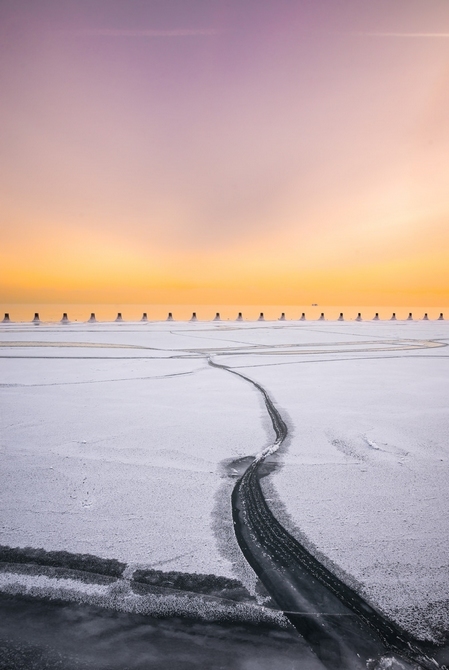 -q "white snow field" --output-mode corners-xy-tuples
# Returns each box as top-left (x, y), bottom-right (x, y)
(0, 317), (448, 641)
